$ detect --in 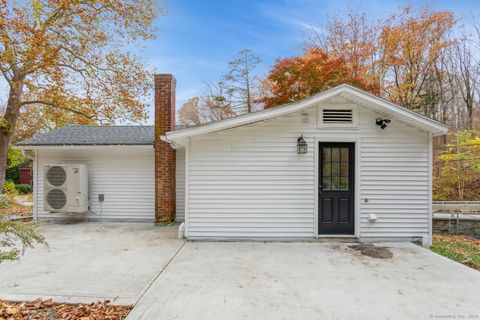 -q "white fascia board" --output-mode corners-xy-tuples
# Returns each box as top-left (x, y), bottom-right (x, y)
(160, 135), (185, 149)
(166, 84), (448, 142)
(340, 86), (448, 136)
(12, 145), (153, 150)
